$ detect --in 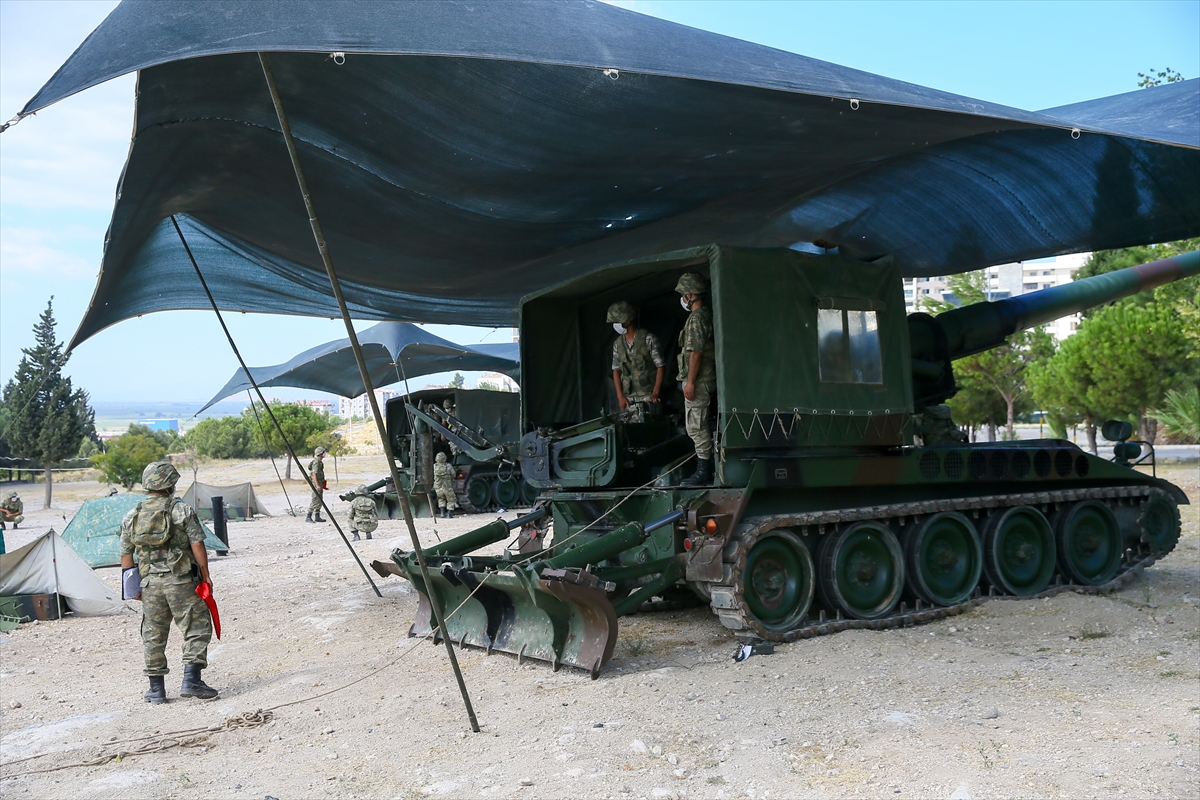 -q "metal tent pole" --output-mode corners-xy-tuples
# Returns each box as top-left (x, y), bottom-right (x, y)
(170, 217), (382, 599)
(257, 52), (480, 733)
